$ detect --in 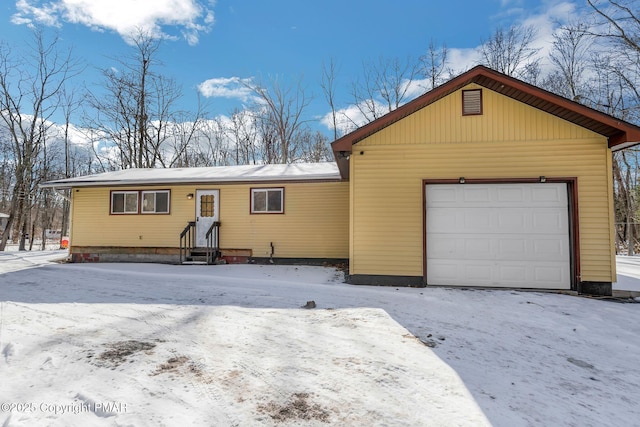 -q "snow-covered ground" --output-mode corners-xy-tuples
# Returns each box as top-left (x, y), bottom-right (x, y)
(615, 255), (640, 292)
(1, 251), (639, 426)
